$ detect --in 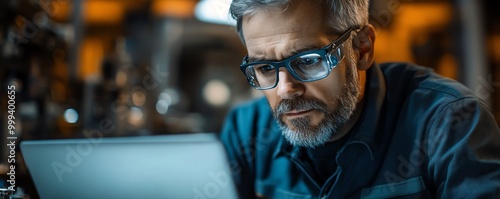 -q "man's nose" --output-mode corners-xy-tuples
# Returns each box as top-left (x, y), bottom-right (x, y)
(276, 69), (305, 99)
